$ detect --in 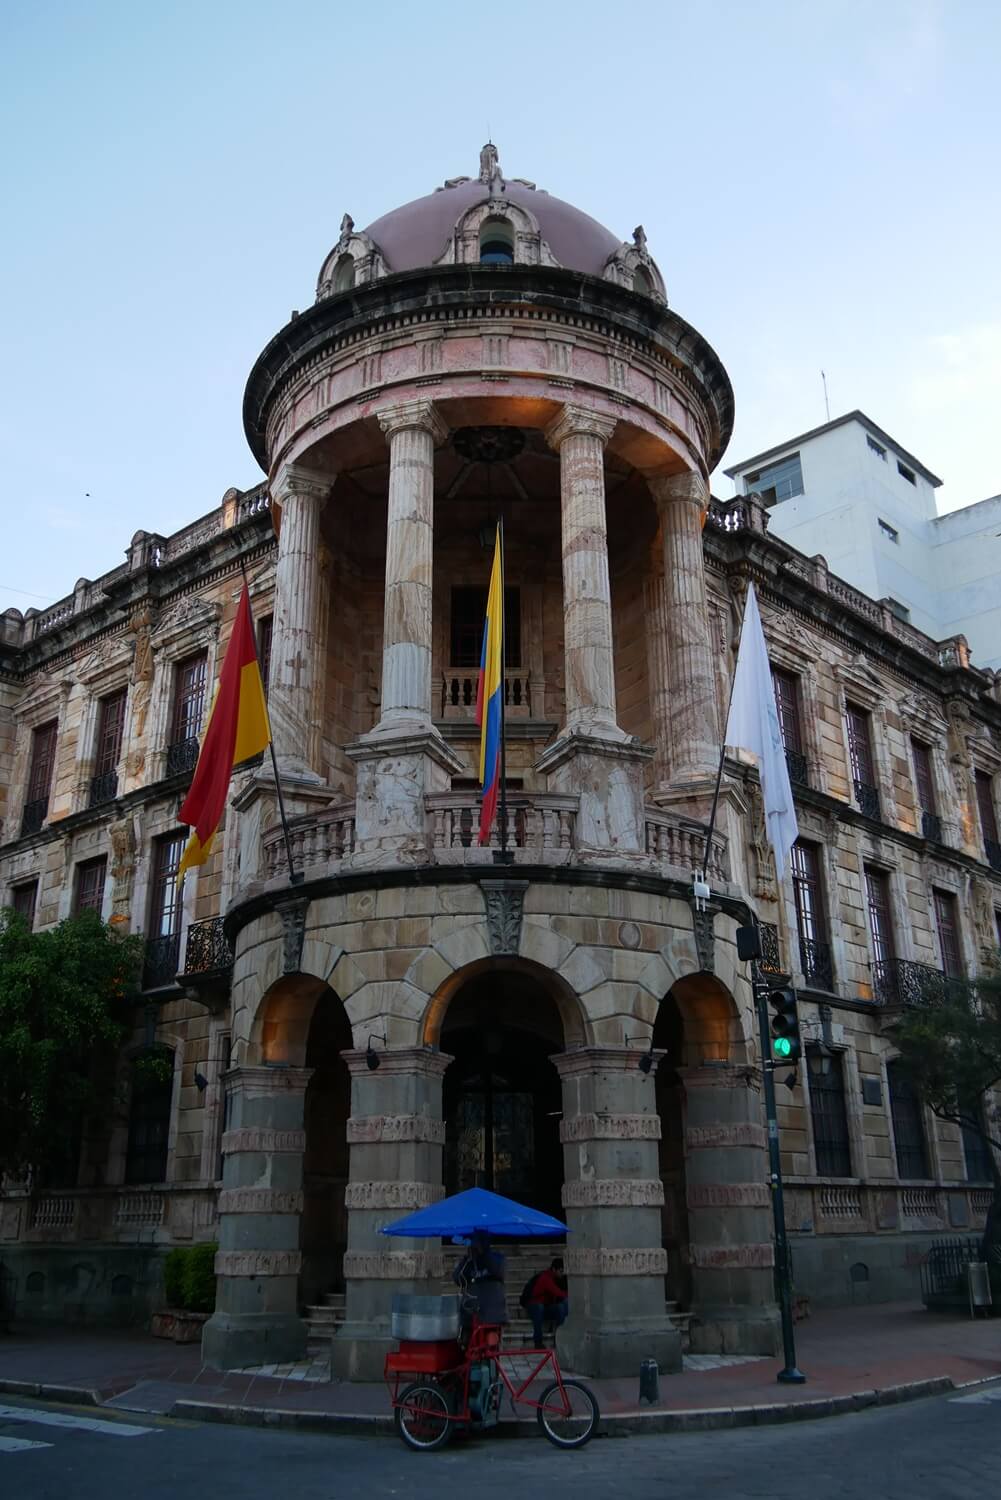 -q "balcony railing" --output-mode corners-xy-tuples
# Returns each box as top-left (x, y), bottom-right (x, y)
(20, 797), (48, 836)
(799, 936), (834, 991)
(142, 932), (181, 991)
(759, 922), (785, 976)
(870, 958), (954, 1008)
(854, 779), (881, 821)
(166, 737), (199, 777)
(263, 805), (357, 880)
(182, 917), (232, 976)
(985, 838), (1001, 874)
(88, 770), (118, 808)
(644, 812), (728, 883)
(921, 809), (943, 843)
(440, 671), (532, 718)
(429, 792), (578, 863)
(785, 749), (809, 788)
